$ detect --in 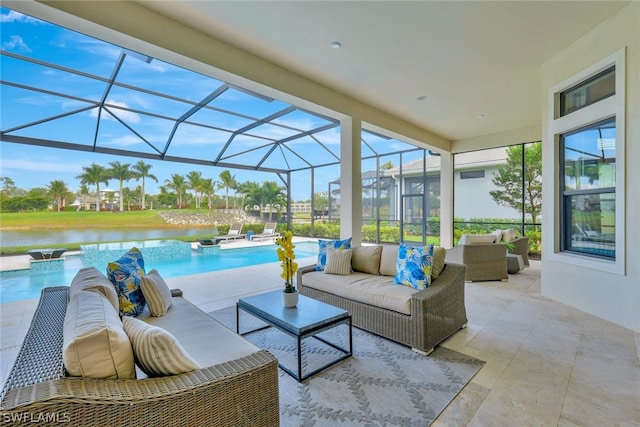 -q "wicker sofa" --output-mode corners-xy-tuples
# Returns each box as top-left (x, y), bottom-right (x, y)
(0, 284), (279, 426)
(297, 244), (468, 355)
